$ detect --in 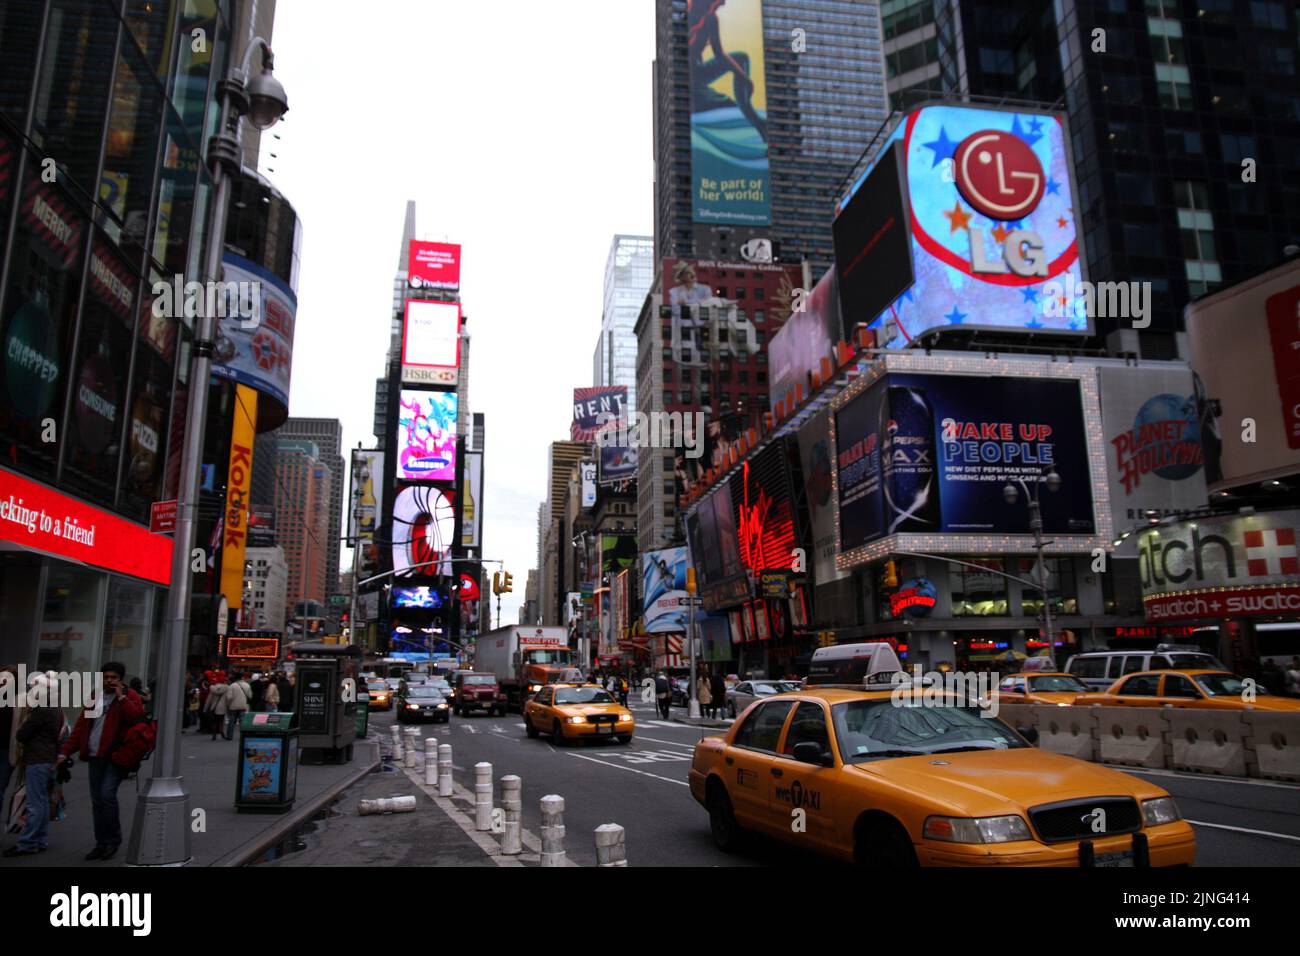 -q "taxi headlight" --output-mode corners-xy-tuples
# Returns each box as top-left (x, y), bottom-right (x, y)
(1141, 797), (1181, 826)
(924, 814), (1031, 844)
(568, 716), (586, 724)
(618, 712), (632, 721)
